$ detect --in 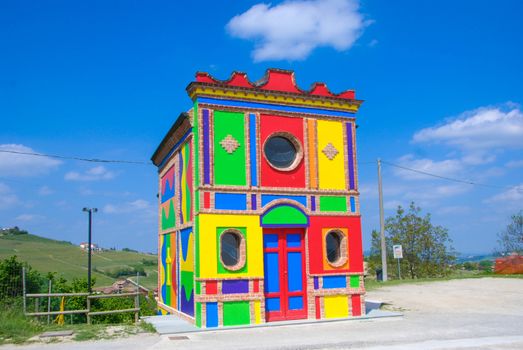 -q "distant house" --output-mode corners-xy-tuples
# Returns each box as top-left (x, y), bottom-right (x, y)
(95, 278), (150, 296)
(79, 242), (101, 251)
